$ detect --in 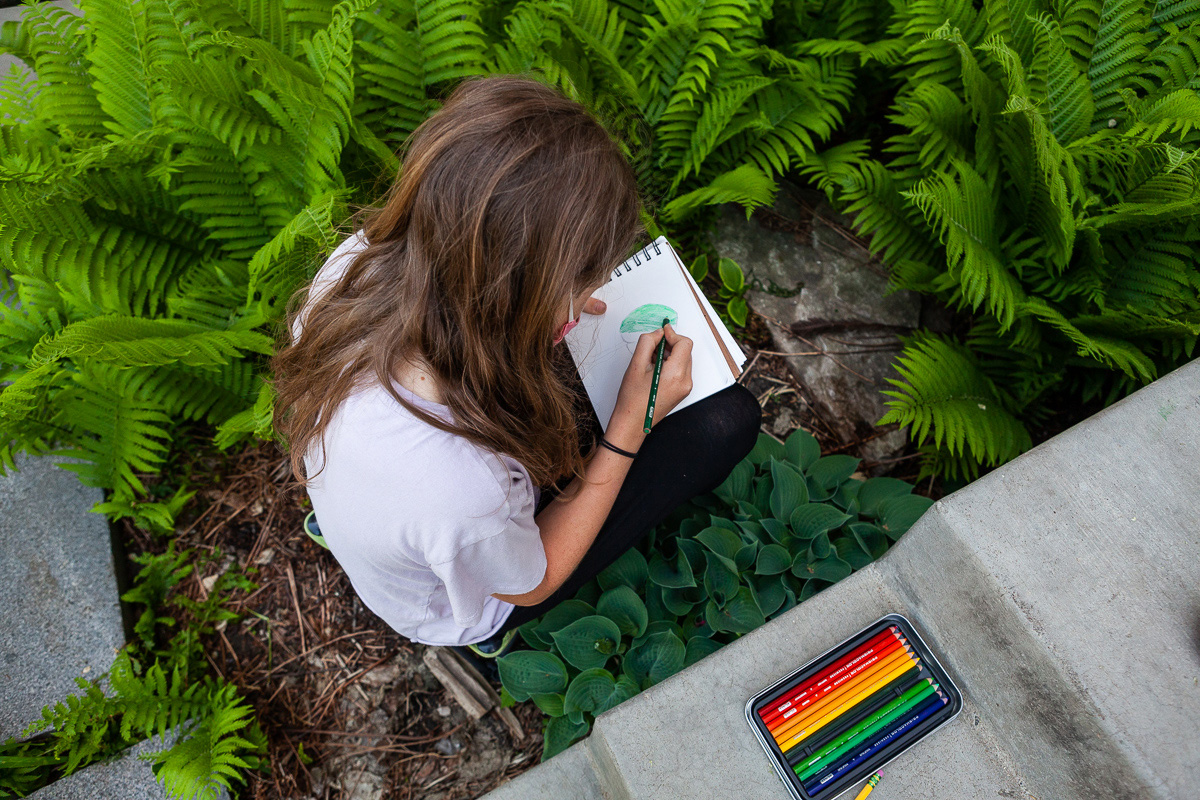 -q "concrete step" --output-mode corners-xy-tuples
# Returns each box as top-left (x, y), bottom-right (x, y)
(0, 453), (124, 740)
(483, 359), (1200, 799)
